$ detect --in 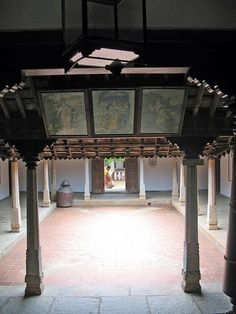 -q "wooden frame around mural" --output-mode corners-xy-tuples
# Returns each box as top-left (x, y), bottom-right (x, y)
(39, 91), (88, 137)
(92, 89), (135, 135)
(140, 87), (186, 135)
